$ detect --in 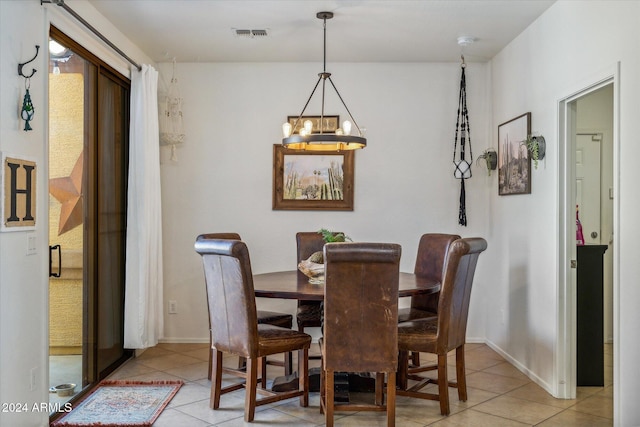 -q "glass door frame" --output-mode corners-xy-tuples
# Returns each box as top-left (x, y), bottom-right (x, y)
(49, 25), (132, 419)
